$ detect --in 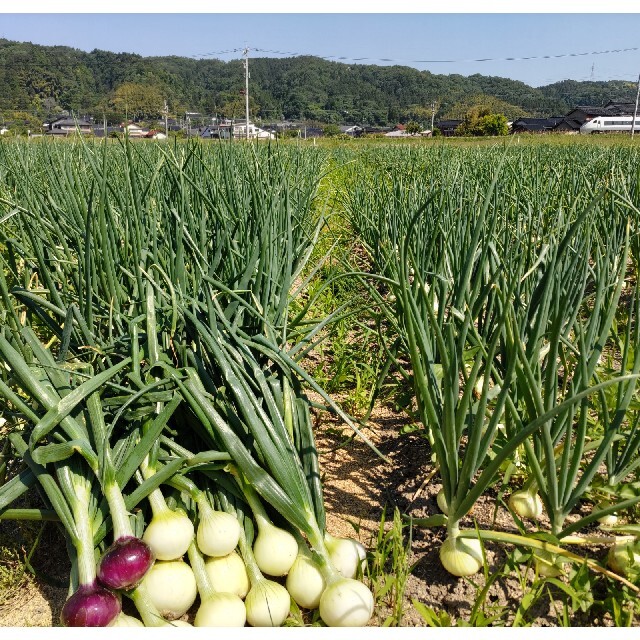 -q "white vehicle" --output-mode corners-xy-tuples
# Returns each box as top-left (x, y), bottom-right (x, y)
(580, 115), (640, 134)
